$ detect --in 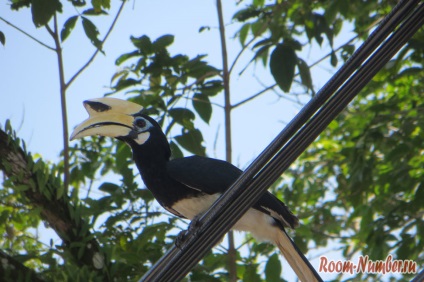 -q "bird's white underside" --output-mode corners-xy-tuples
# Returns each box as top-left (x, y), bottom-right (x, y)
(172, 193), (279, 242)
